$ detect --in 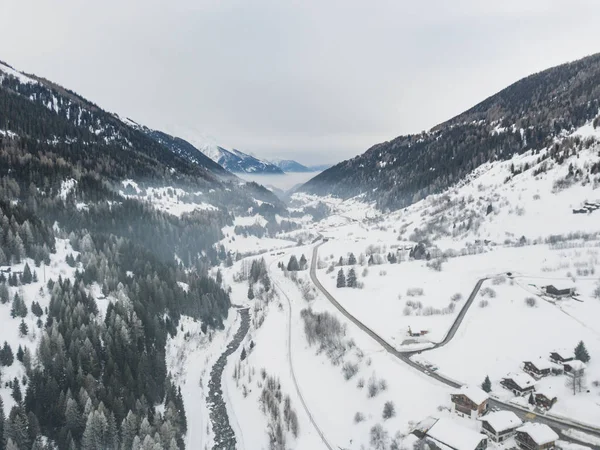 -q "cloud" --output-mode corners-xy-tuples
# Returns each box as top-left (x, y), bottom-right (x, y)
(1, 0), (599, 164)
